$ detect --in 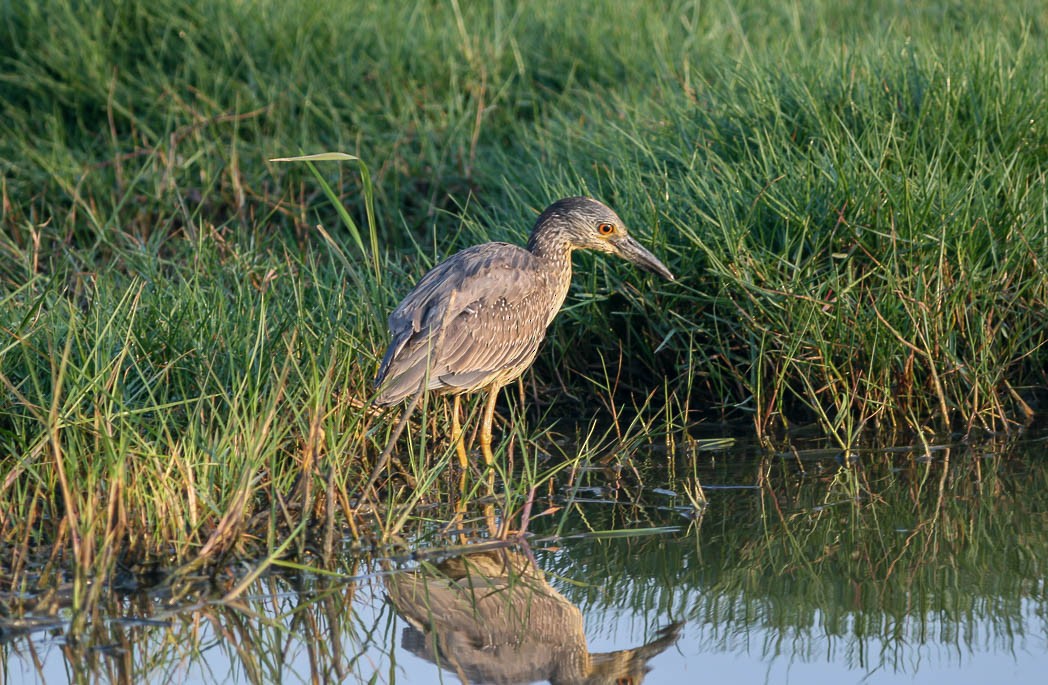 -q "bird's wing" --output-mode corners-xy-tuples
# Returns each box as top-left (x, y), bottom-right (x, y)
(374, 244), (553, 401)
(432, 258), (550, 390)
